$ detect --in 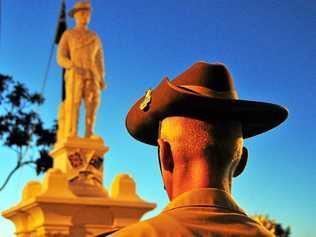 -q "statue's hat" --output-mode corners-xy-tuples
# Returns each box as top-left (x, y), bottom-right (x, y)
(126, 62), (288, 146)
(68, 1), (91, 18)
